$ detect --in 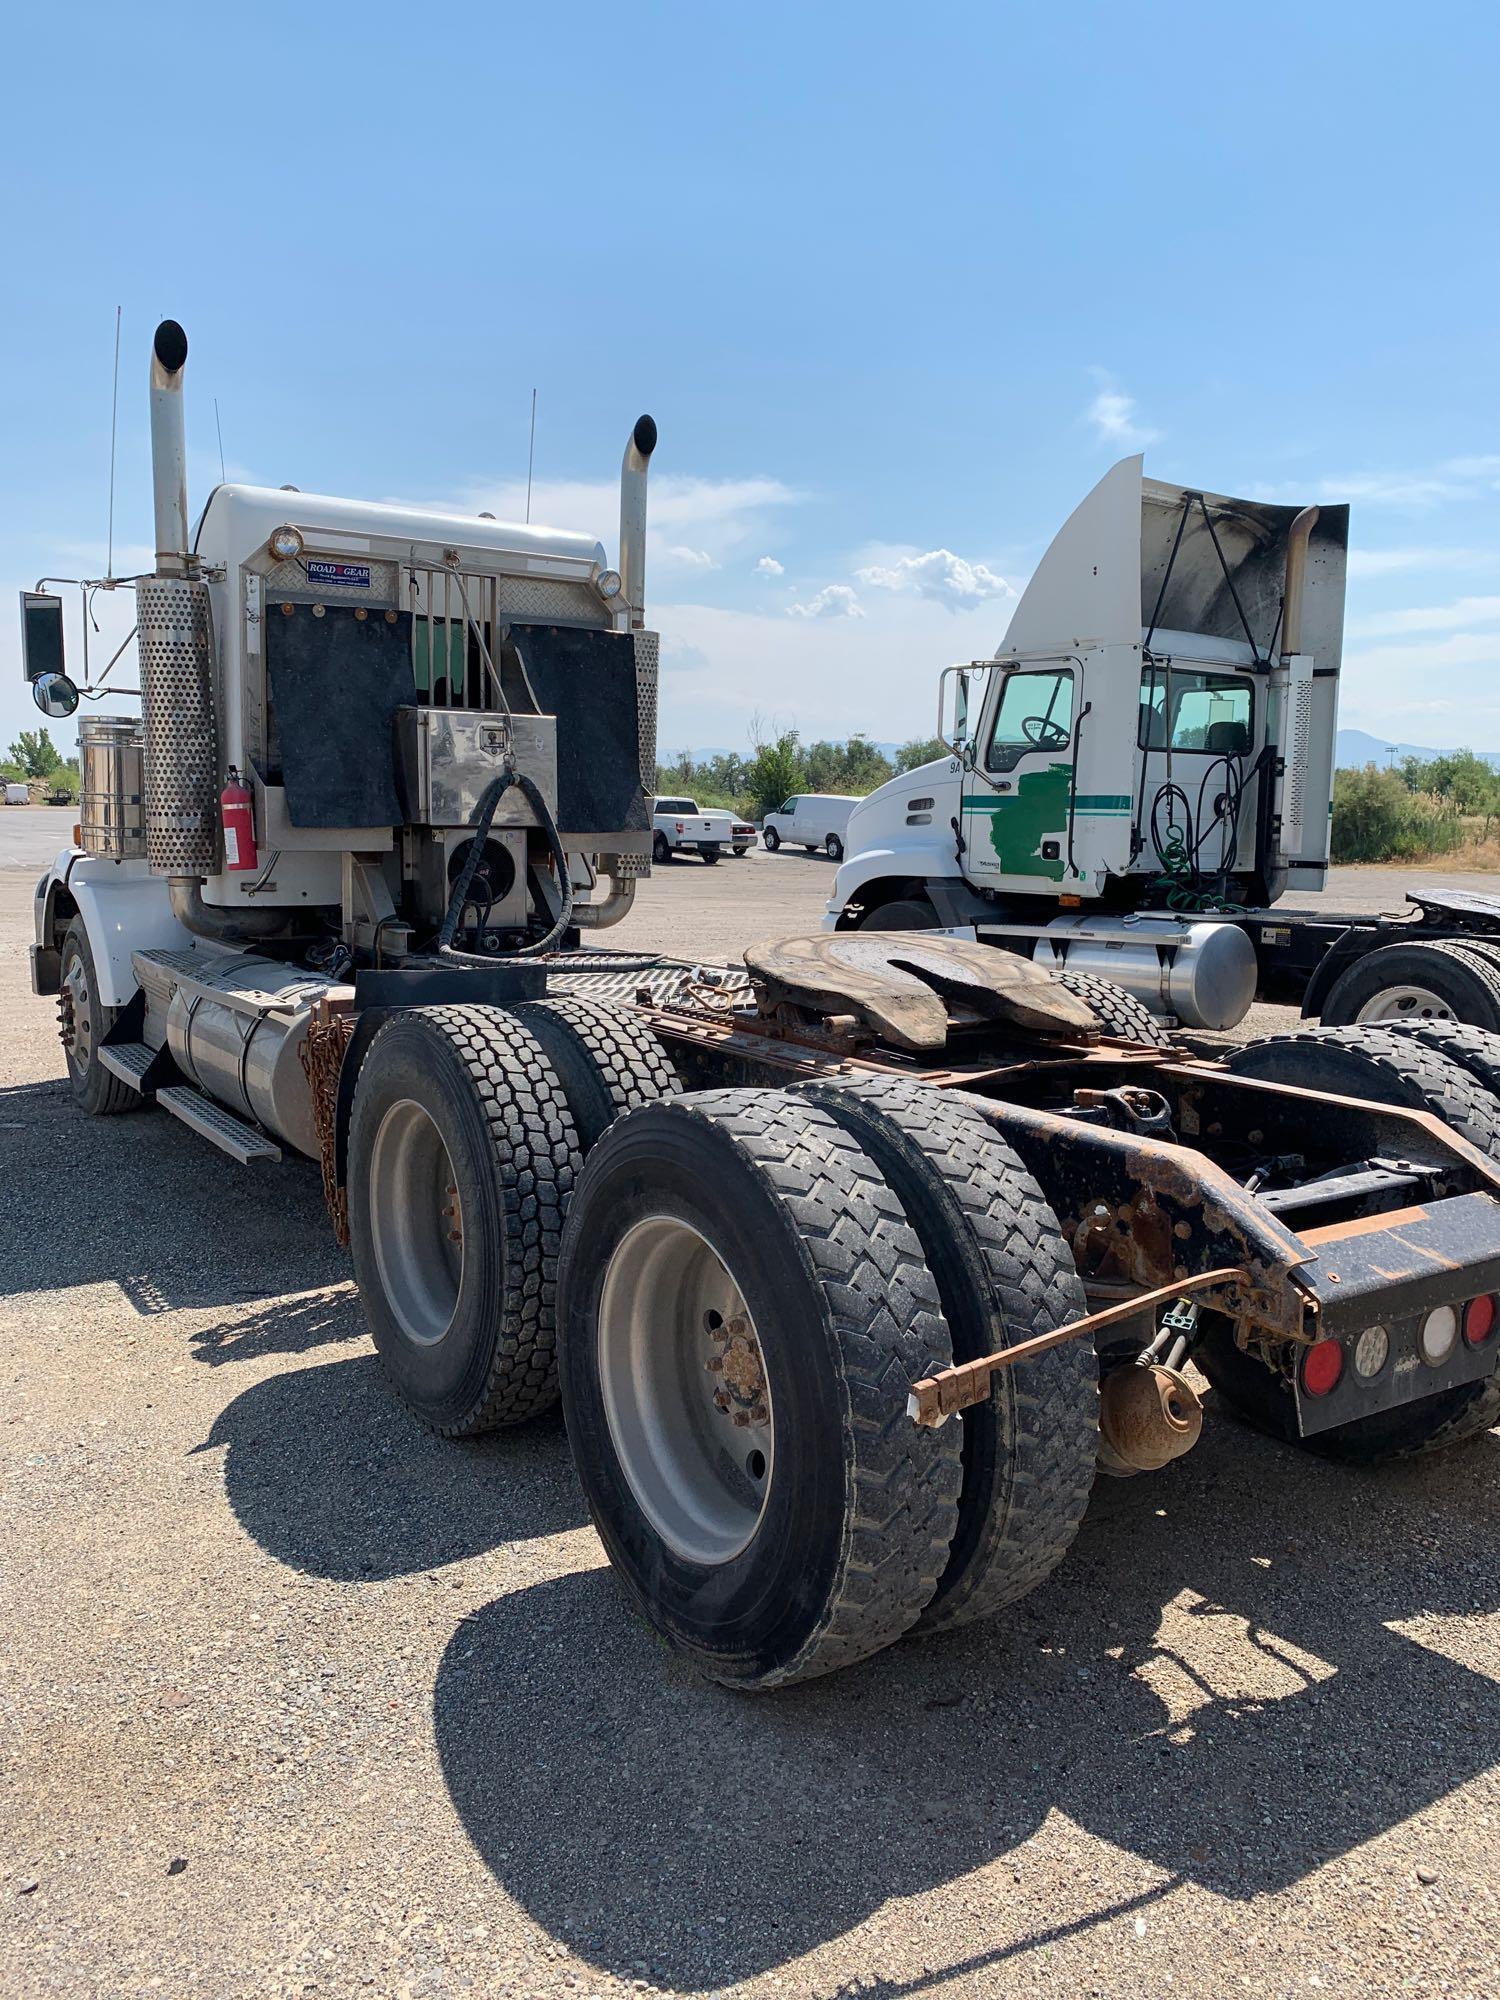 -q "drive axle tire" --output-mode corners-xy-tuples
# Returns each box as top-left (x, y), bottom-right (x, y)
(699, 845), (720, 864)
(512, 996), (678, 1153)
(1224, 1026), (1500, 1160)
(791, 1077), (1097, 1632)
(1319, 939), (1500, 1031)
(348, 1006), (581, 1436)
(762, 826), (780, 851)
(59, 922), (141, 1116)
(1371, 1019), (1500, 1108)
(1054, 969), (1172, 1048)
(556, 1091), (962, 1688)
